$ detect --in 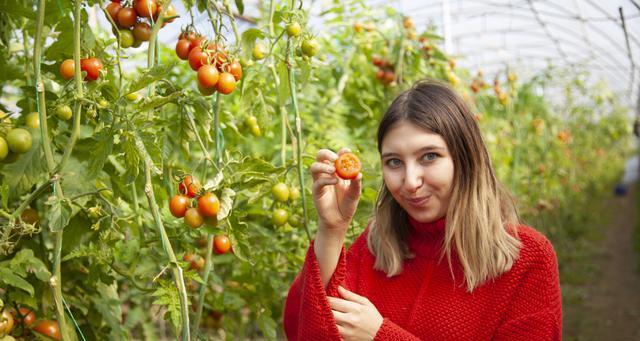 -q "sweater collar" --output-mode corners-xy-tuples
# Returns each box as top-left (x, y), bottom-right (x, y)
(408, 215), (446, 237)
